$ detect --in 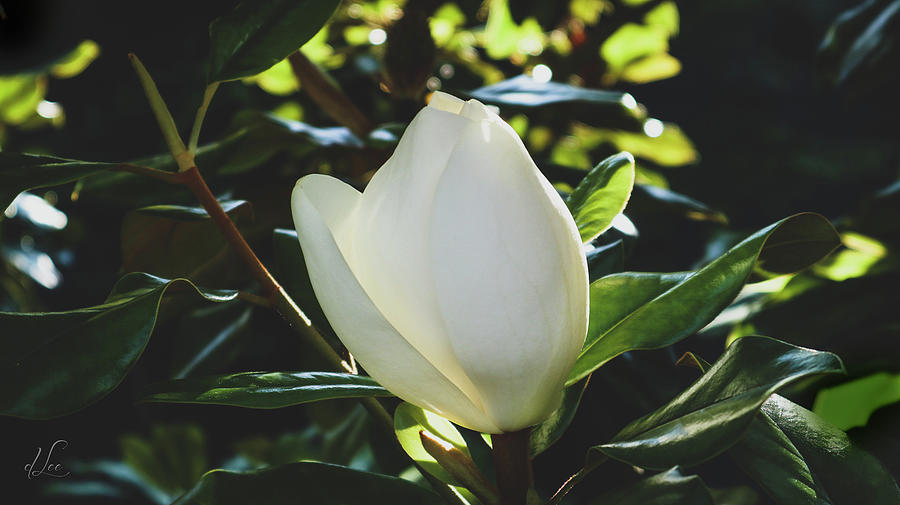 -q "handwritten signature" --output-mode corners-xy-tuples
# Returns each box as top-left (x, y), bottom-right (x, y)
(25, 440), (70, 479)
